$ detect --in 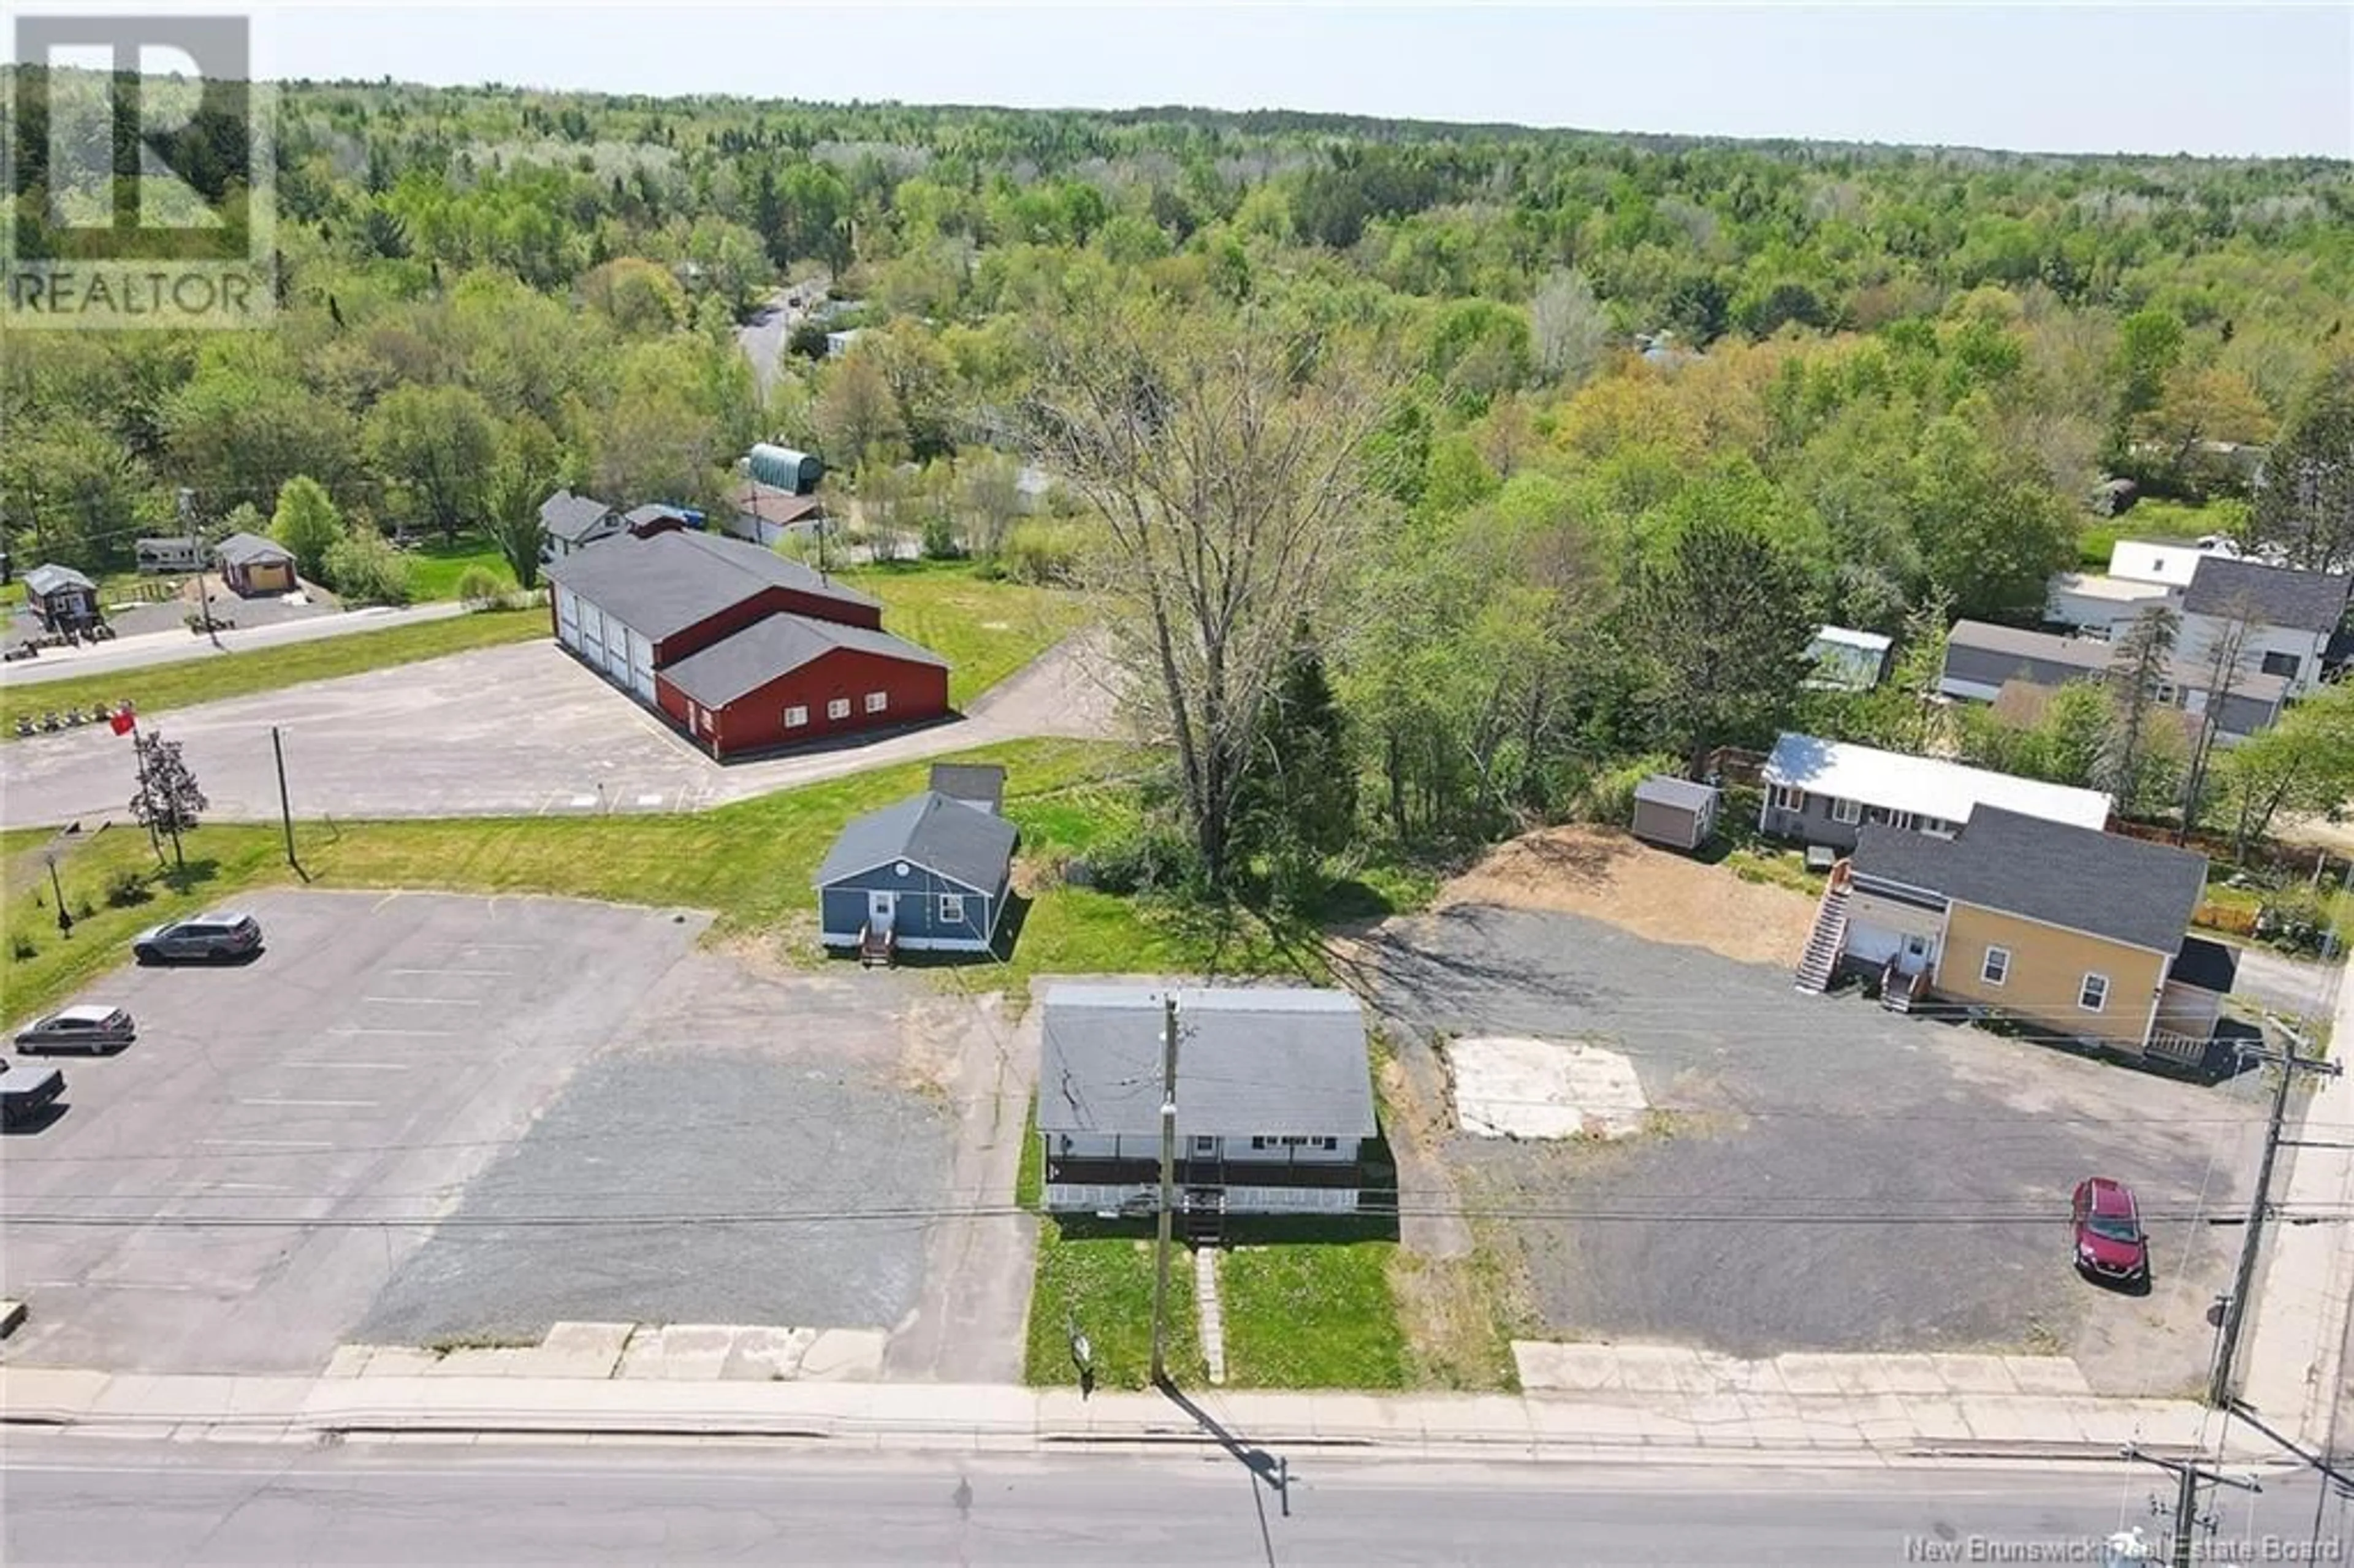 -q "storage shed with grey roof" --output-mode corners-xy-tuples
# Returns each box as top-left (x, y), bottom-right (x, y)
(813, 790), (1019, 955)
(1631, 775), (1720, 851)
(1036, 985), (1381, 1216)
